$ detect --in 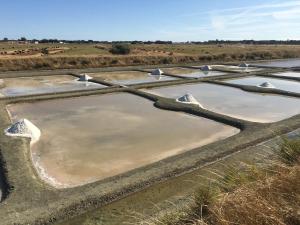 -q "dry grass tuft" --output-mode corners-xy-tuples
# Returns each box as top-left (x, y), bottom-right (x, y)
(148, 138), (300, 225)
